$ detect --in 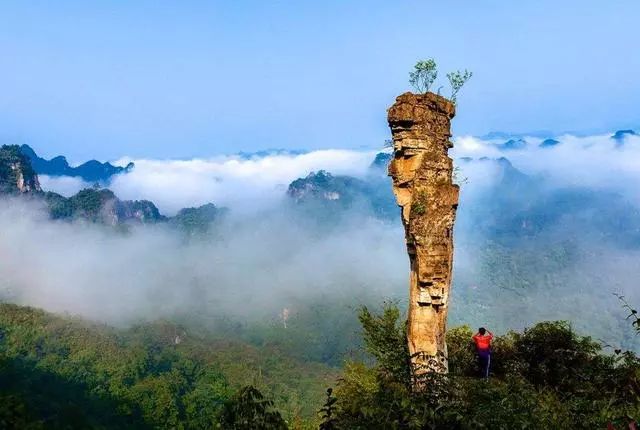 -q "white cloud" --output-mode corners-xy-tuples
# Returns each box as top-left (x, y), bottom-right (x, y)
(37, 132), (640, 214)
(109, 150), (377, 214)
(0, 198), (406, 324)
(4, 133), (640, 349)
(452, 132), (640, 203)
(39, 175), (90, 197)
